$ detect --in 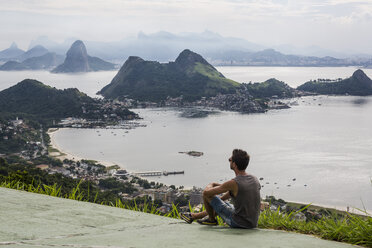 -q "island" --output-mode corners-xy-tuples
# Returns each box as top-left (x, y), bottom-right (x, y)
(297, 69), (372, 96)
(99, 49), (300, 113)
(179, 151), (204, 157)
